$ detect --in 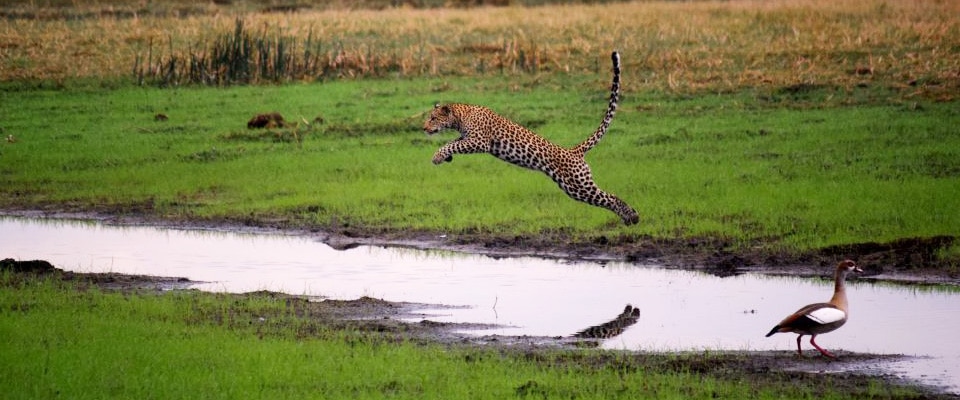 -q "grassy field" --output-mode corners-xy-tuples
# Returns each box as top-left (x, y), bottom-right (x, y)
(2, 75), (959, 263)
(0, 271), (933, 399)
